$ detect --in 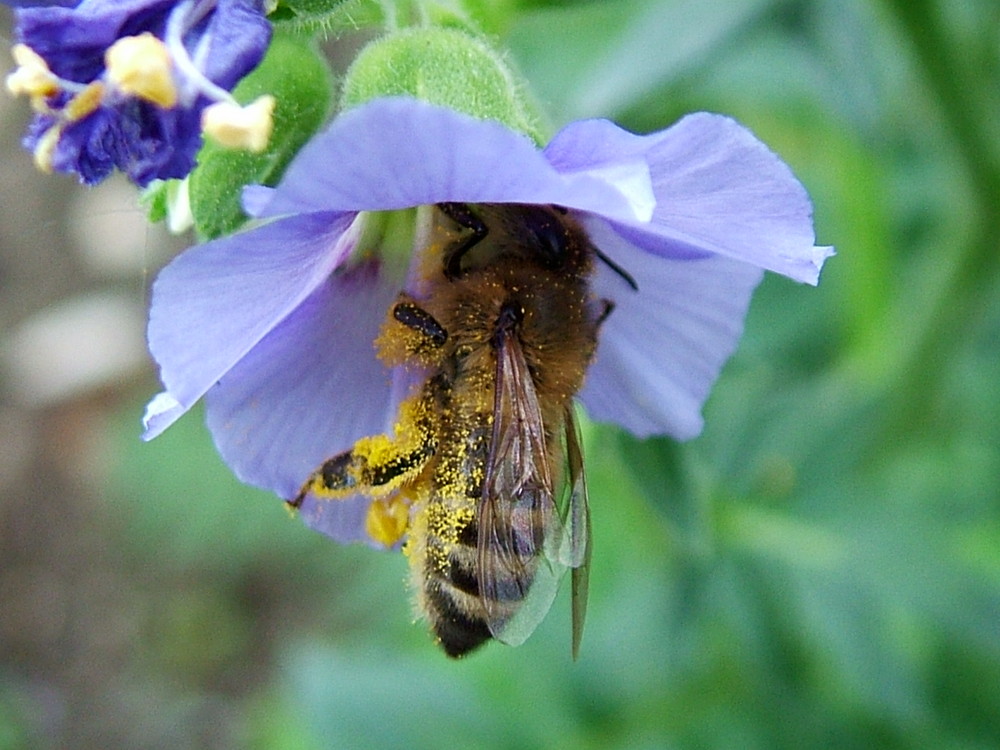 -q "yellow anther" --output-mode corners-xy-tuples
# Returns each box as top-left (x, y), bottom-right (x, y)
(104, 33), (178, 108)
(6, 45), (59, 109)
(366, 495), (410, 547)
(32, 124), (62, 173)
(201, 95), (275, 152)
(64, 81), (104, 121)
